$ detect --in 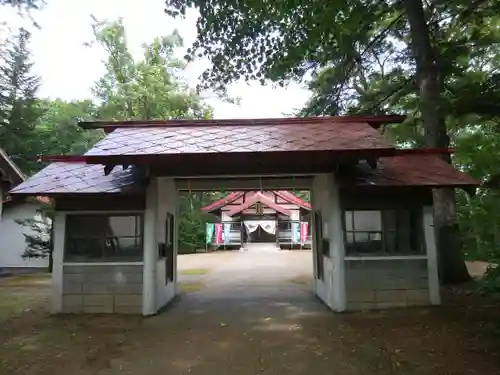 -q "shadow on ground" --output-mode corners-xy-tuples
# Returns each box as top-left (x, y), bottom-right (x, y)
(0, 253), (499, 375)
